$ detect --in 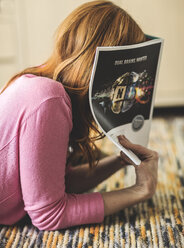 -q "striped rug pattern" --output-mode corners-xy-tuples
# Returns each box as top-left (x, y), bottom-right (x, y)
(0, 117), (184, 247)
